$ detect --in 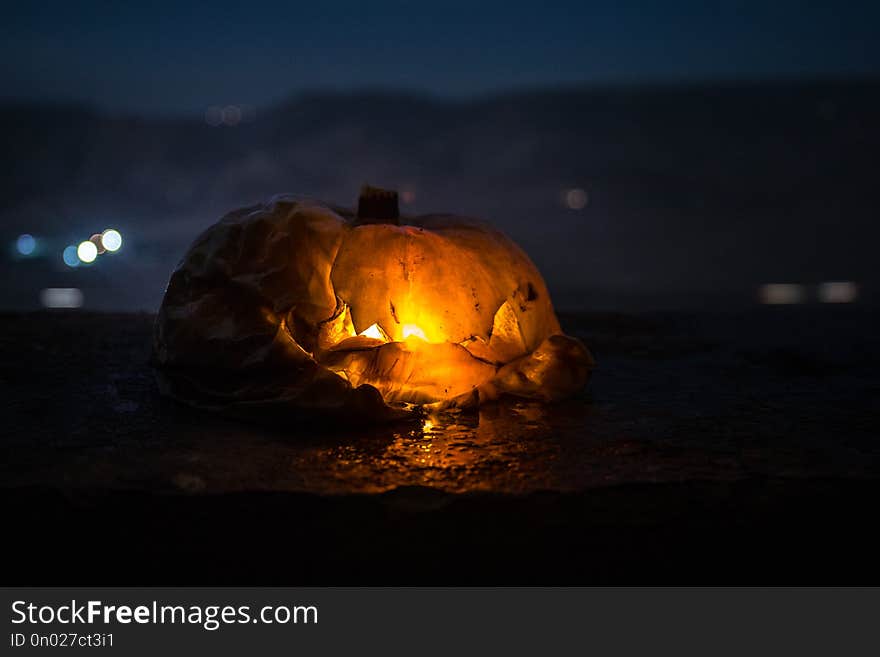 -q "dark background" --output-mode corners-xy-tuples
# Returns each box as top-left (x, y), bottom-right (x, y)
(3, 0), (879, 312)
